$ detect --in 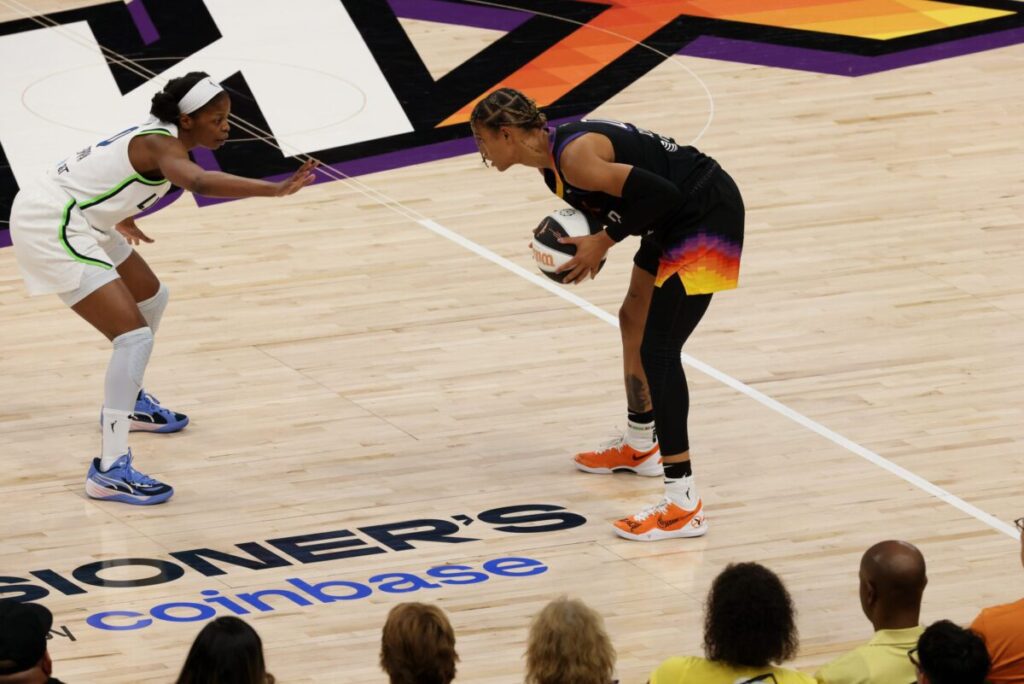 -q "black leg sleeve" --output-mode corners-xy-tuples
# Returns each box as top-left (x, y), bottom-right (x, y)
(640, 277), (712, 456)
